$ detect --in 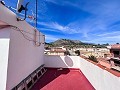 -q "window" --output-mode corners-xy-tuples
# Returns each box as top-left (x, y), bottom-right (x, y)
(113, 51), (119, 57)
(113, 51), (119, 55)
